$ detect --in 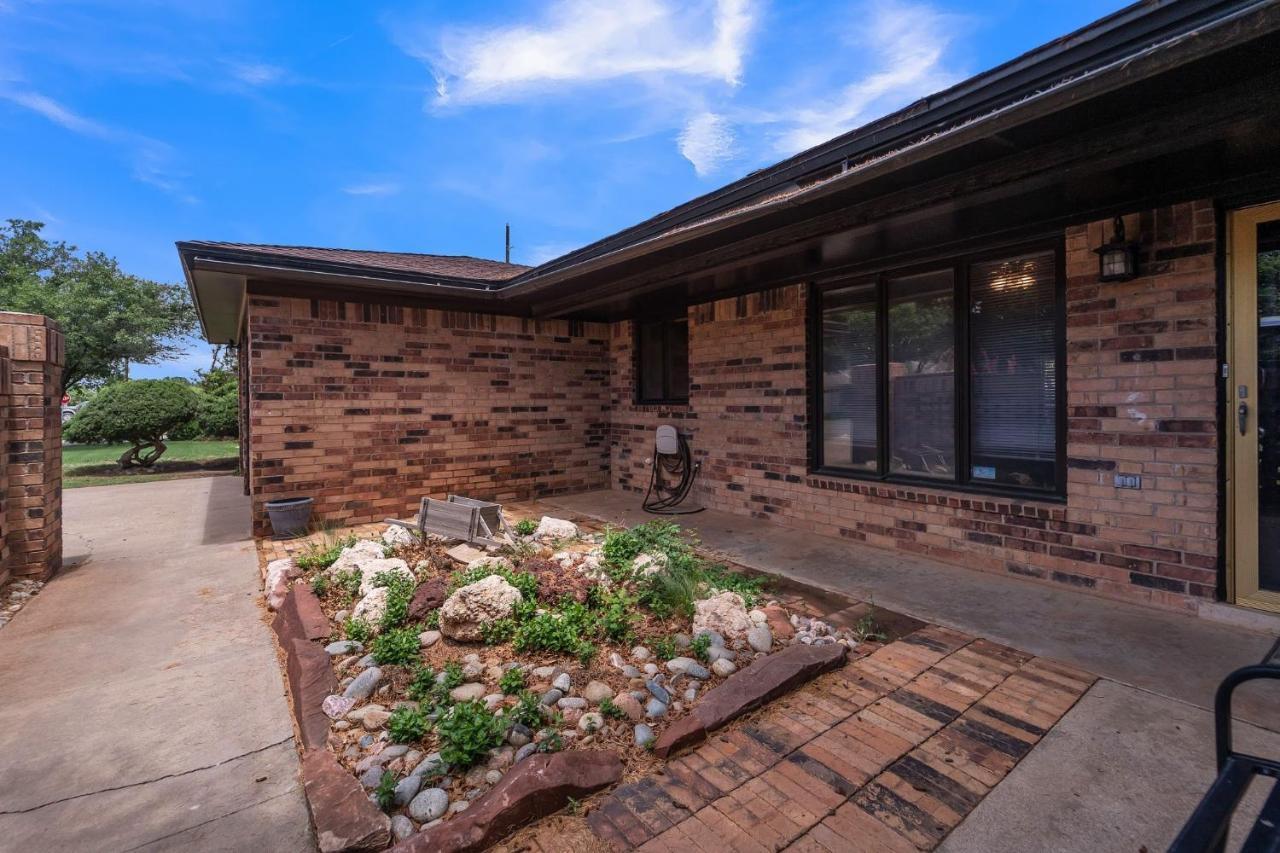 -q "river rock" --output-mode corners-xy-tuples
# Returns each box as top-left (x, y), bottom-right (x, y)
(343, 667), (383, 701)
(450, 682), (487, 702)
(582, 680), (613, 704)
(634, 724), (655, 747)
(390, 815), (414, 842)
(578, 712), (605, 733)
(551, 672), (572, 692)
(323, 695), (357, 720)
(325, 640), (362, 656)
(747, 625), (773, 653)
(611, 692), (644, 722)
(408, 787), (449, 823)
(393, 774), (422, 807)
(712, 658), (737, 677)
